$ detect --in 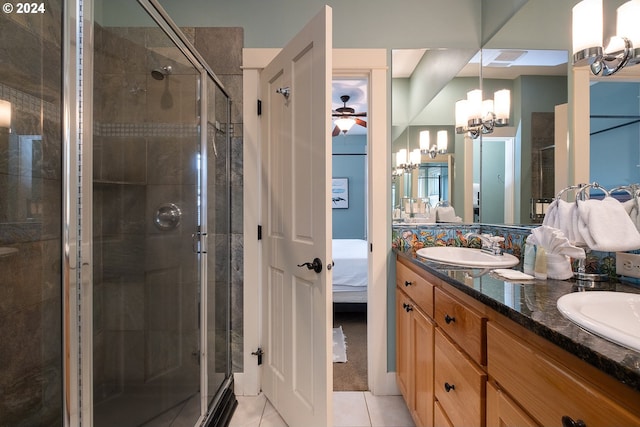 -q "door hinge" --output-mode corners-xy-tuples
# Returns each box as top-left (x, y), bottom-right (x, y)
(257, 225), (262, 240)
(257, 99), (262, 116)
(251, 347), (264, 365)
